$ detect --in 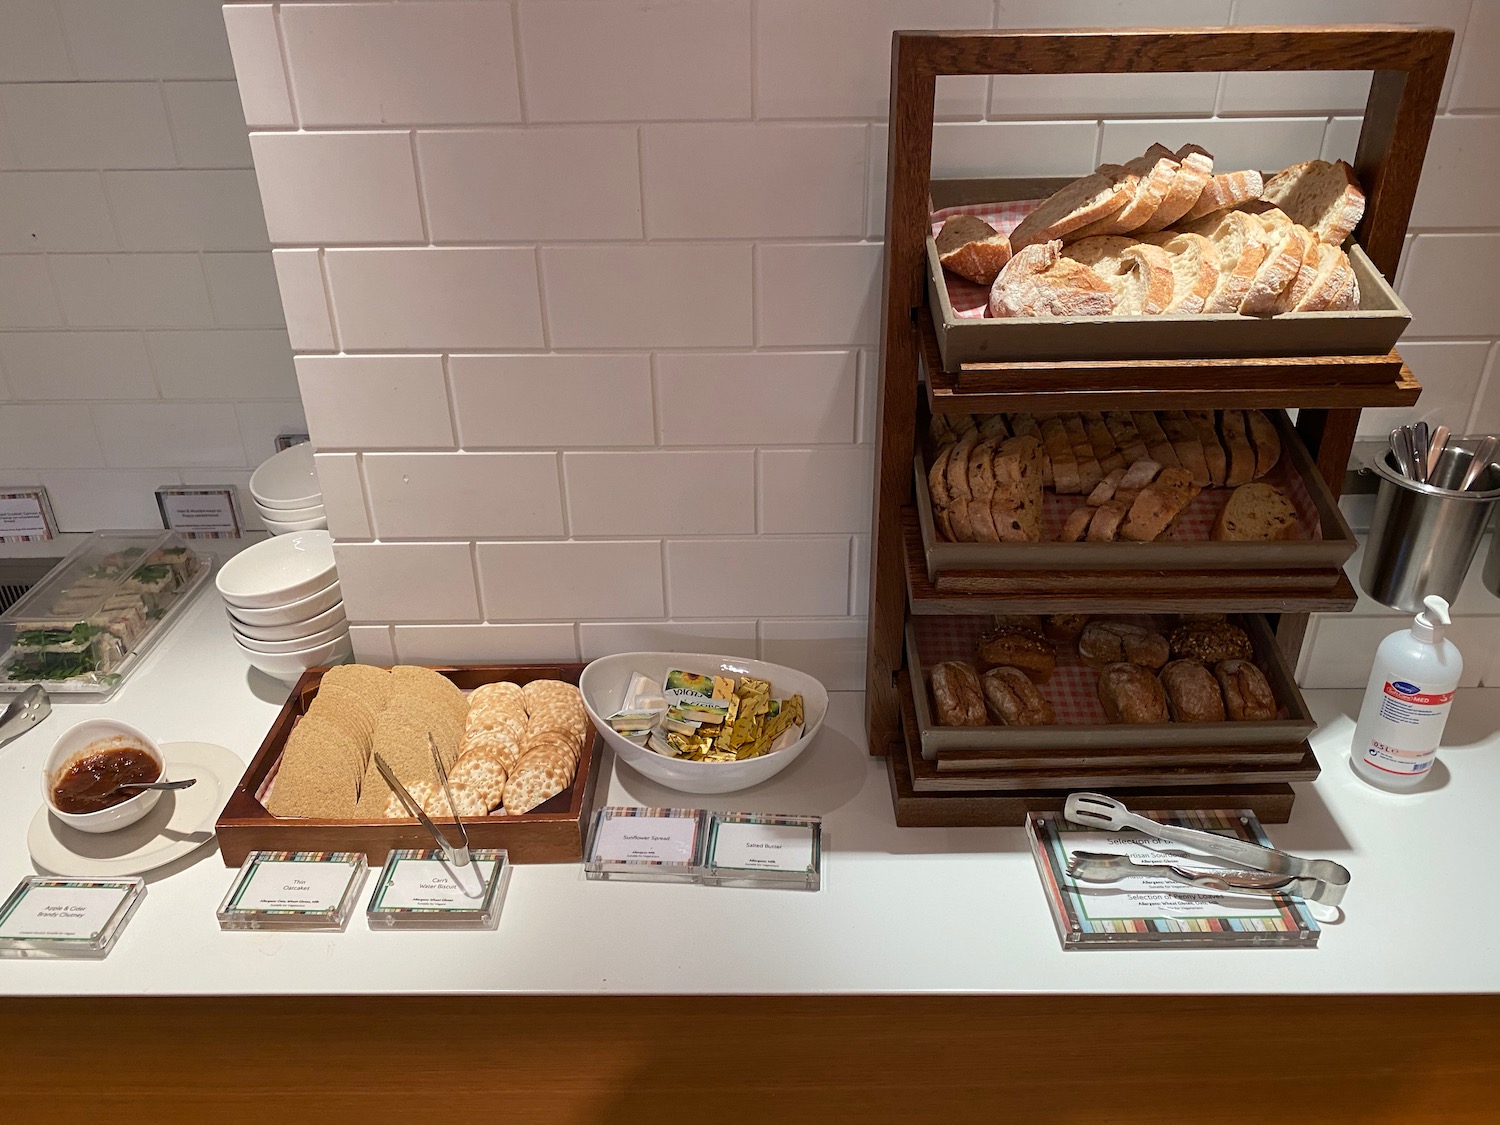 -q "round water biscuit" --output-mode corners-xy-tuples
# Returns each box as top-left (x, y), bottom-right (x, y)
(449, 754), (507, 811)
(525, 728), (581, 769)
(470, 681), (523, 710)
(459, 728), (523, 774)
(501, 756), (572, 815)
